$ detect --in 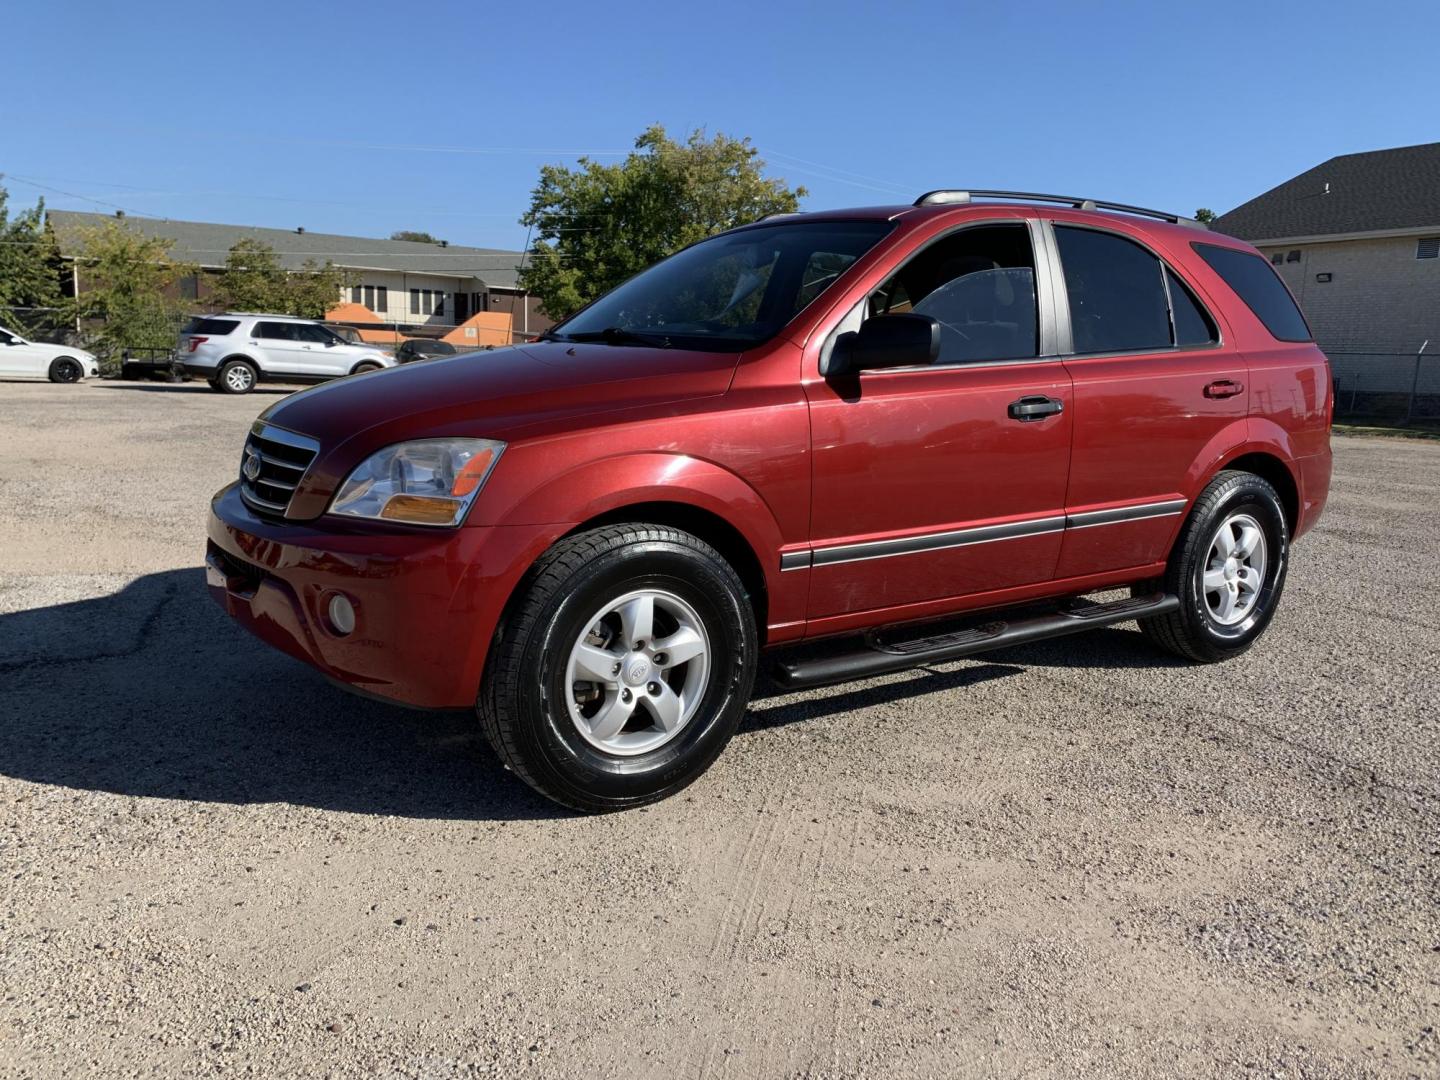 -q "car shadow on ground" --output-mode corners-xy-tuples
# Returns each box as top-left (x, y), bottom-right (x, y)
(0, 569), (1180, 821)
(96, 382), (296, 395)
